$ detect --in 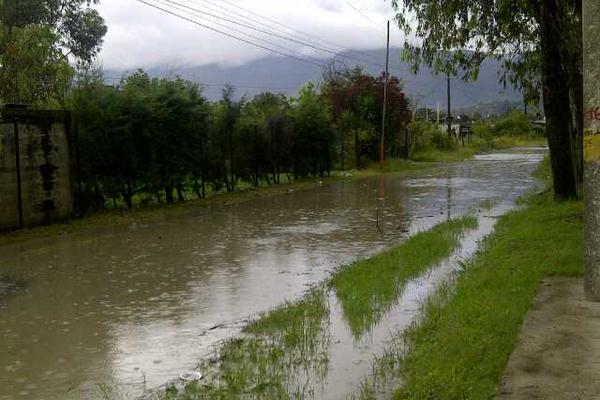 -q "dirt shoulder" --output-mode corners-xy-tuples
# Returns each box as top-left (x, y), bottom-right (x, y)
(497, 277), (600, 400)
